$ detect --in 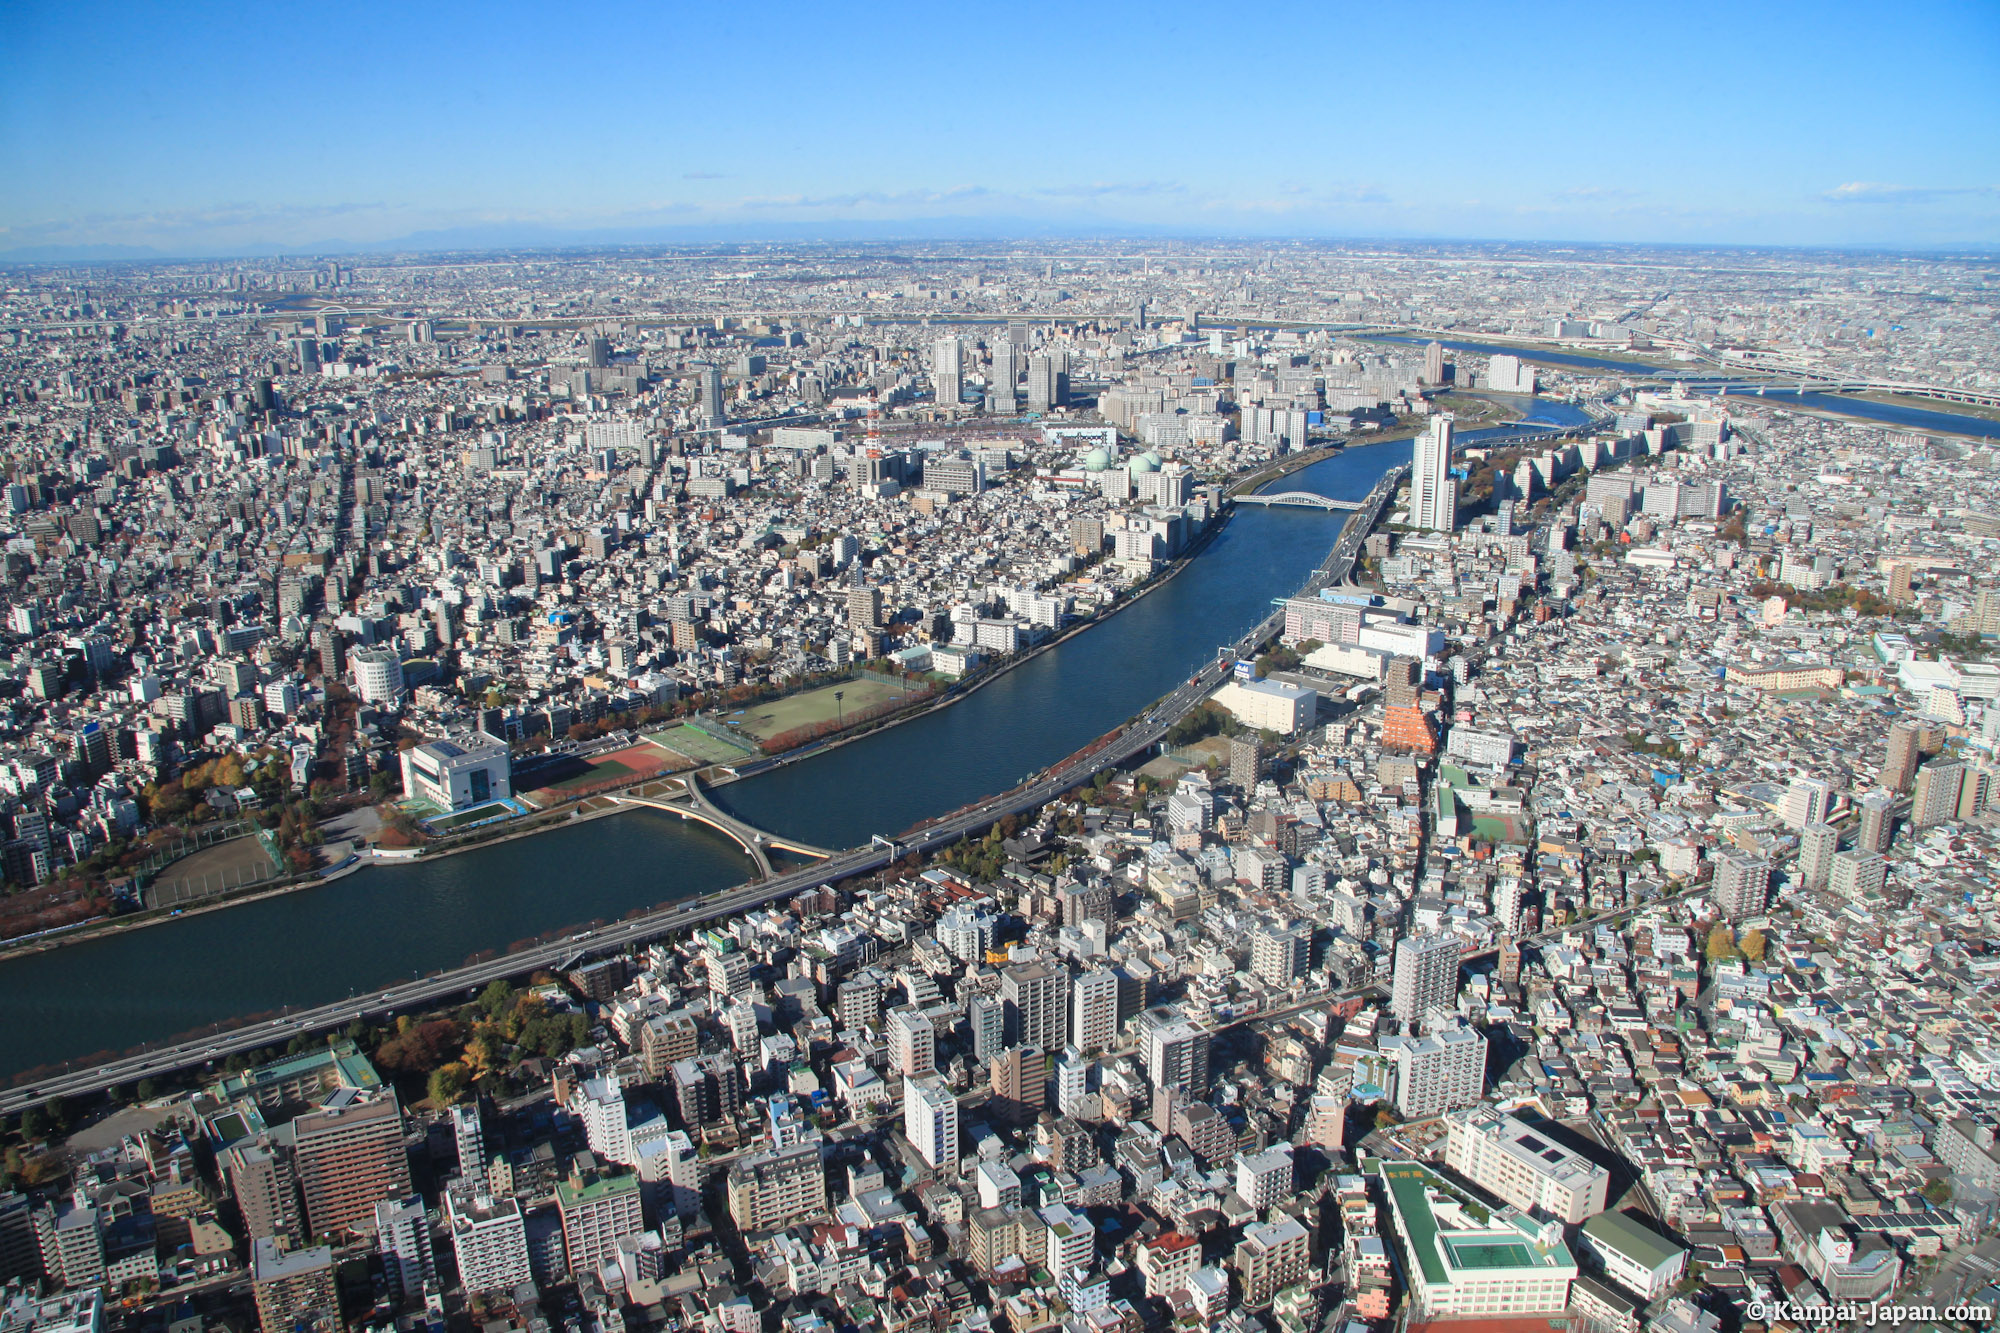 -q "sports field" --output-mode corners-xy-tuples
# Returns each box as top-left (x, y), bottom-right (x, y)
(729, 677), (912, 742)
(649, 722), (760, 766)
